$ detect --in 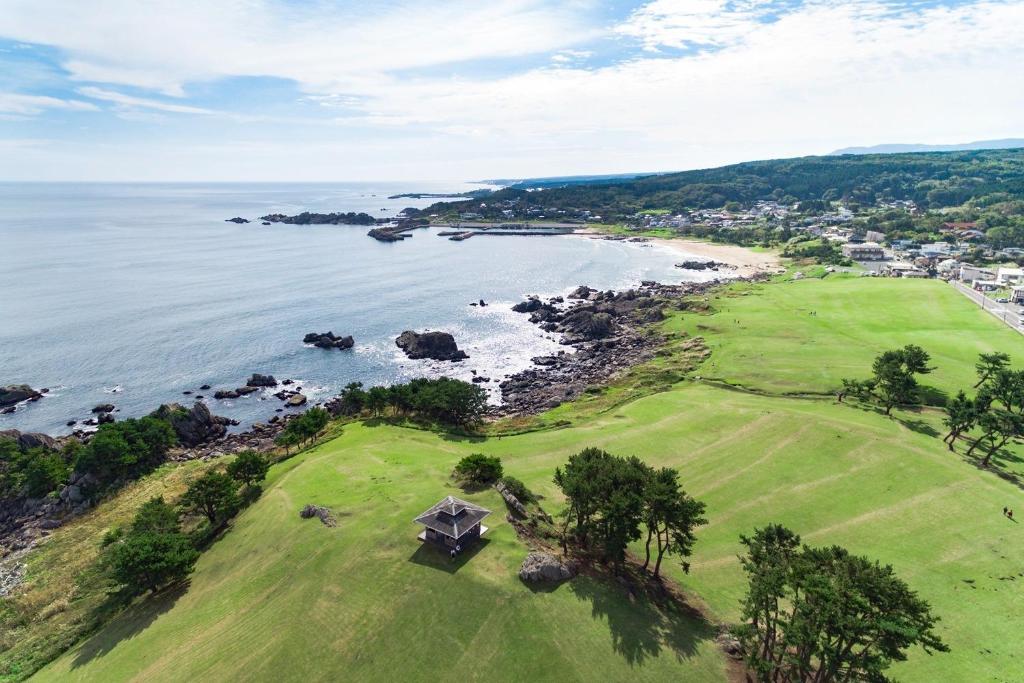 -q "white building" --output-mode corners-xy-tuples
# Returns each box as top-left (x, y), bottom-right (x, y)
(996, 267), (1024, 285)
